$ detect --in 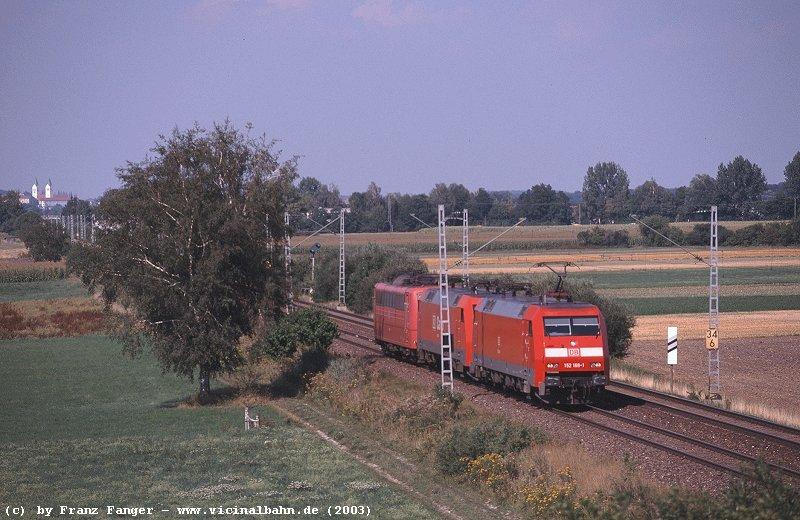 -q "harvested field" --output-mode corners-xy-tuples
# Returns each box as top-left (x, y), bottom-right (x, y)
(633, 310), (800, 340)
(0, 240), (26, 259)
(422, 247), (800, 273)
(625, 334), (800, 422)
